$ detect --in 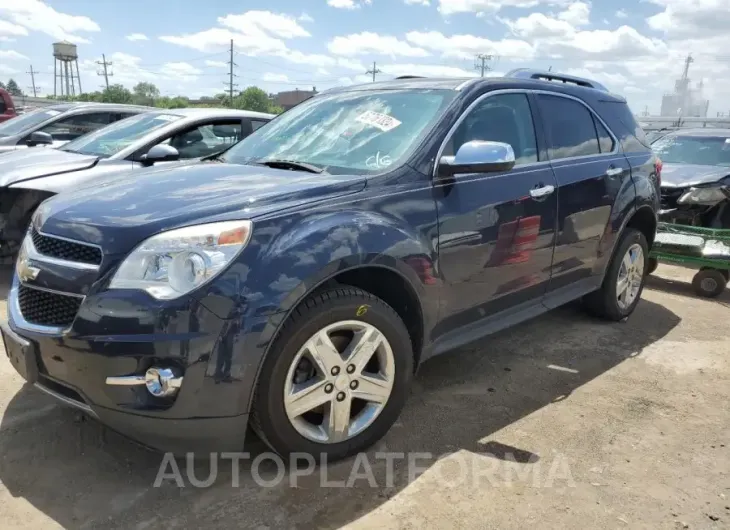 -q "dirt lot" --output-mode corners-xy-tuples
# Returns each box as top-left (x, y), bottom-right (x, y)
(0, 264), (728, 530)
